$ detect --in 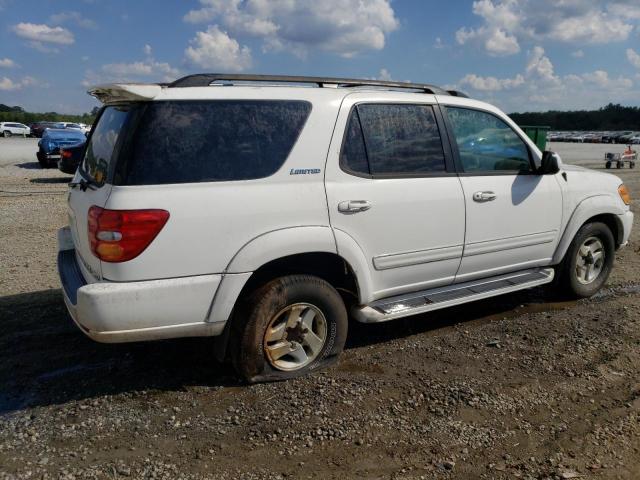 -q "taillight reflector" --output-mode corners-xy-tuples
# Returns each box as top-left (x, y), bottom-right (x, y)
(88, 206), (169, 262)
